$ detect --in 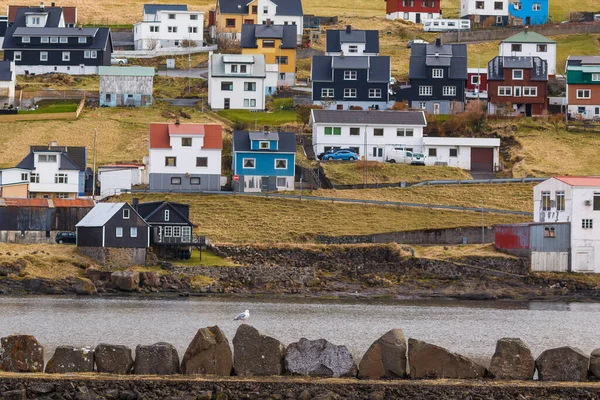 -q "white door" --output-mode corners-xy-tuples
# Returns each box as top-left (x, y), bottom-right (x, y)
(574, 247), (594, 272)
(433, 103), (440, 115)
